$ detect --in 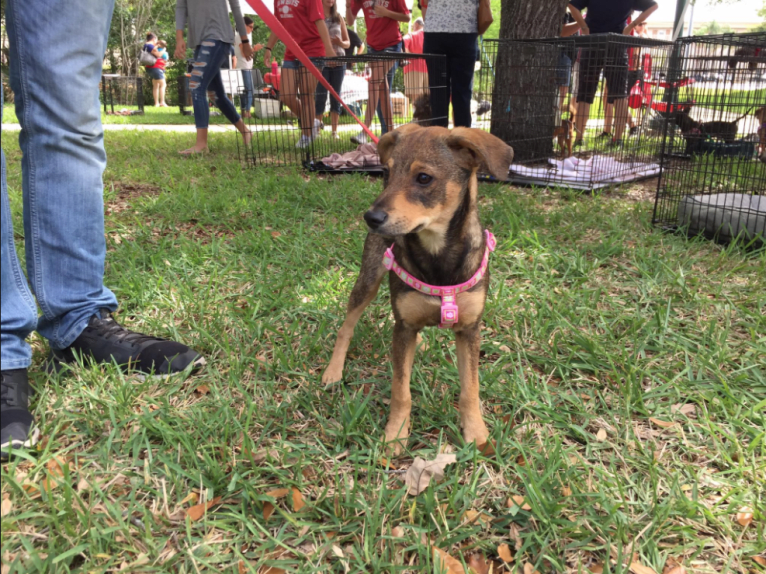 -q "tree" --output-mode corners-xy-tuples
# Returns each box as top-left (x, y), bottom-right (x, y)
(694, 21), (734, 36)
(490, 0), (570, 161)
(751, 1), (766, 31)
